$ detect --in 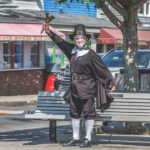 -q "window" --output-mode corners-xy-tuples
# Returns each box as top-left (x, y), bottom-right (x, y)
(138, 6), (144, 15)
(3, 41), (23, 69)
(3, 41), (11, 69)
(30, 41), (39, 68)
(1, 40), (41, 70)
(14, 41), (23, 69)
(146, 2), (150, 15)
(138, 2), (150, 16)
